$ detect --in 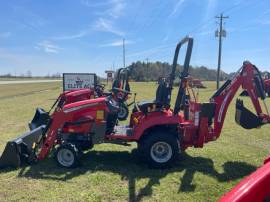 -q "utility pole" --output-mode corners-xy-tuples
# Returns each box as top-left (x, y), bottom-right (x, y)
(215, 13), (228, 89)
(146, 58), (149, 82)
(123, 38), (126, 68)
